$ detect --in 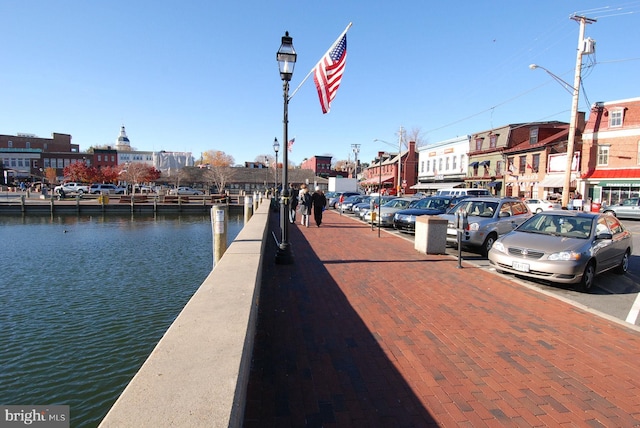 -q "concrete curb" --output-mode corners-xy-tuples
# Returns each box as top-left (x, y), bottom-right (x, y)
(99, 200), (271, 428)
